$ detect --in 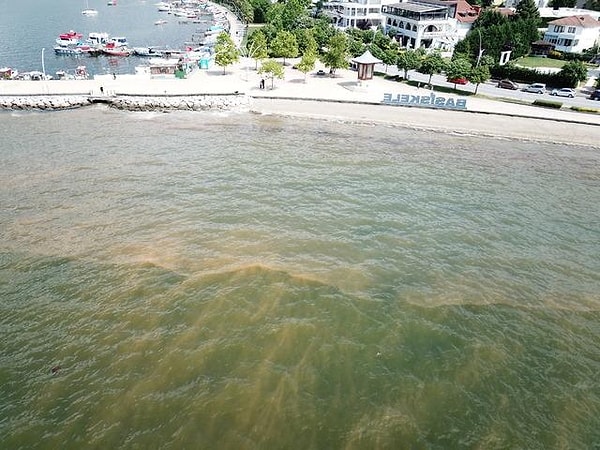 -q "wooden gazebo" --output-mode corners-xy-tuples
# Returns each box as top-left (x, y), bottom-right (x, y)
(351, 49), (382, 81)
